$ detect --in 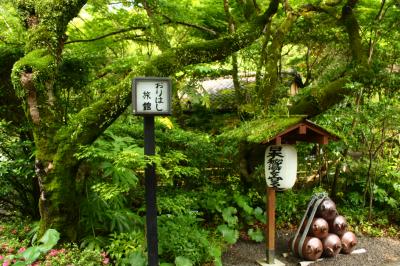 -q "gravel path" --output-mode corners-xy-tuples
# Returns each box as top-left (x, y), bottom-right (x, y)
(222, 231), (400, 266)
